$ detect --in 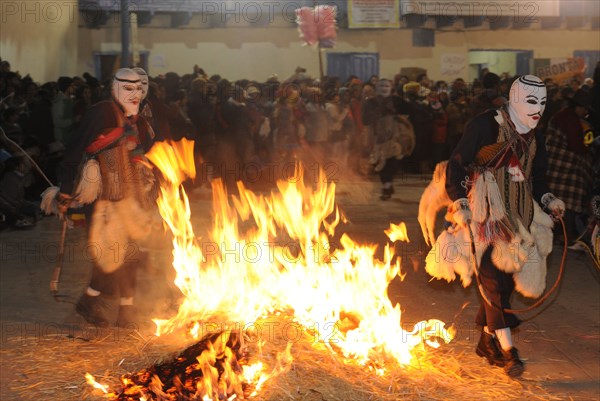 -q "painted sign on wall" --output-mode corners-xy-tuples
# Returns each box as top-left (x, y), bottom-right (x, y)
(533, 57), (585, 83)
(441, 54), (467, 76)
(348, 0), (400, 29)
